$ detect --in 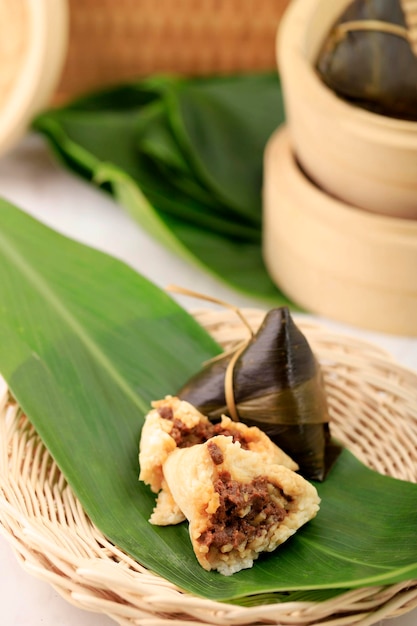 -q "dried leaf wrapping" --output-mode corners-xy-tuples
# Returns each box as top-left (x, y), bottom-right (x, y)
(316, 0), (417, 120)
(178, 307), (332, 480)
